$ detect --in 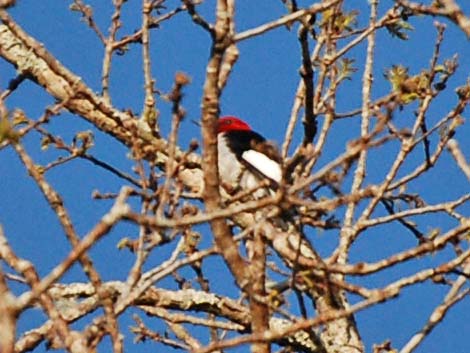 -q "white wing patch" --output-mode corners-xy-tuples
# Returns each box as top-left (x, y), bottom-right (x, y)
(241, 149), (282, 183)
